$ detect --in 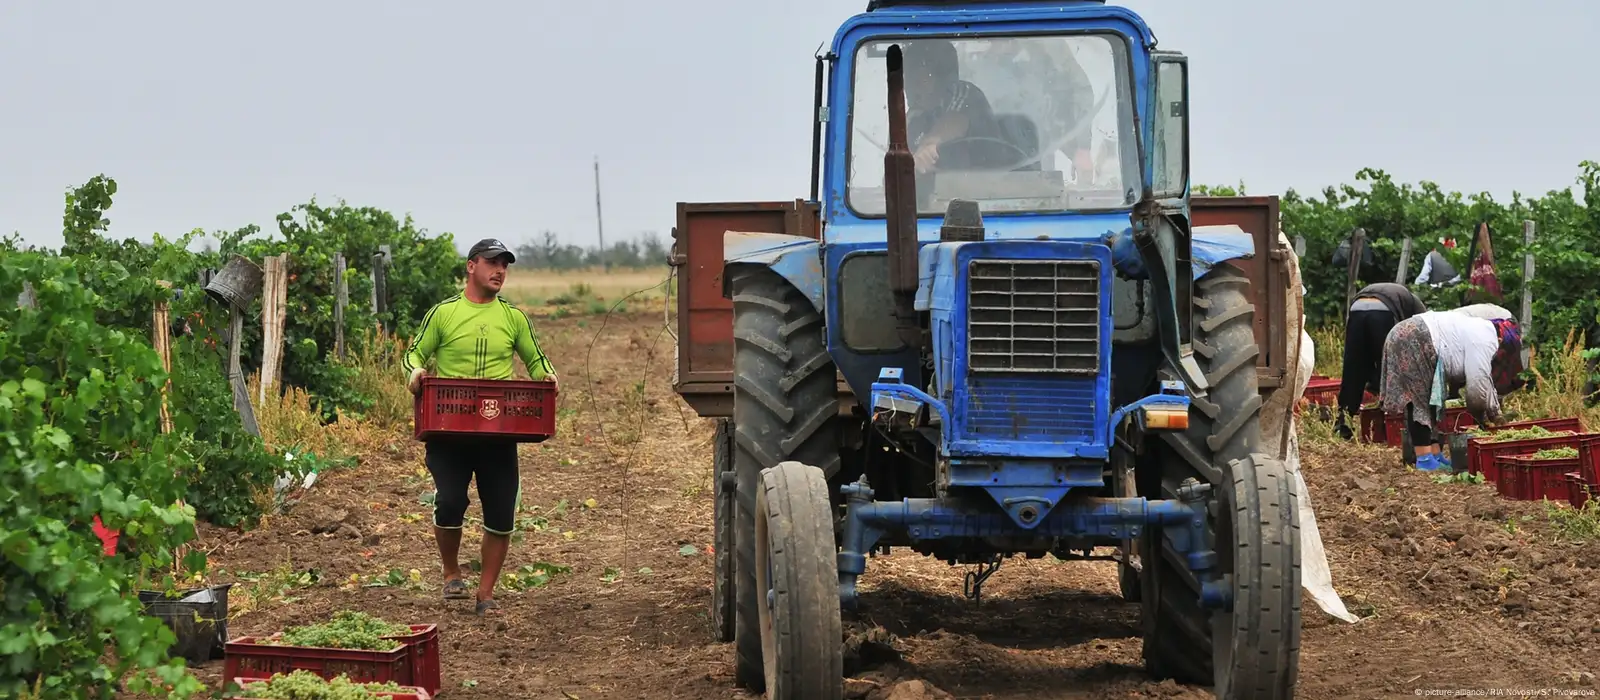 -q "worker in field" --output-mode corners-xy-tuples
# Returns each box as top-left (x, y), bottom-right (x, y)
(1379, 310), (1524, 471)
(1452, 302), (1514, 321)
(404, 238), (558, 616)
(1334, 282), (1428, 440)
(1414, 236), (1462, 287)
